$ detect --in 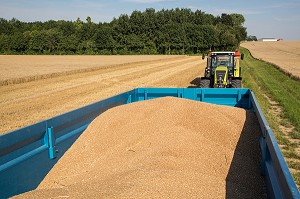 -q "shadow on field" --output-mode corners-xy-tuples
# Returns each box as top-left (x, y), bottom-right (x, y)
(187, 77), (201, 88)
(225, 110), (266, 198)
